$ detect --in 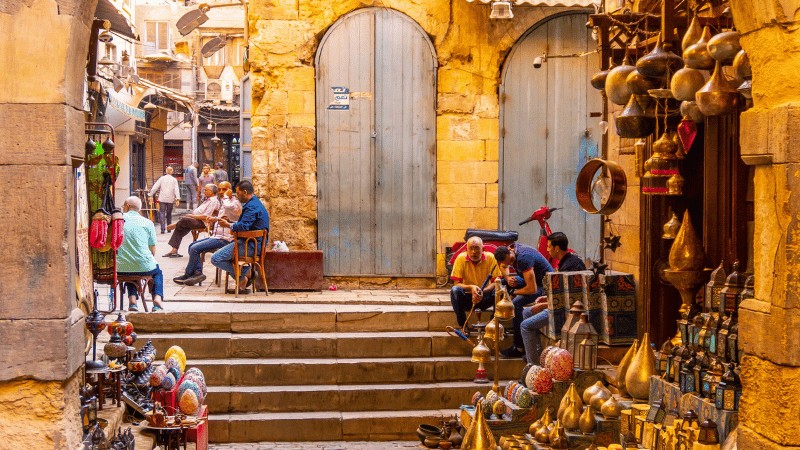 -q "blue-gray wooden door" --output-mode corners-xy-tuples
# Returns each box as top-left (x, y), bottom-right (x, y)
(500, 12), (602, 261)
(316, 8), (437, 276)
